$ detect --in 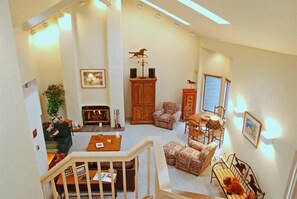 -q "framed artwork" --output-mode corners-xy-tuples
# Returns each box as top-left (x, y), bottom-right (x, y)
(76, 165), (86, 176)
(242, 111), (262, 148)
(64, 166), (73, 176)
(80, 69), (106, 88)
